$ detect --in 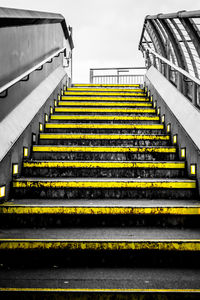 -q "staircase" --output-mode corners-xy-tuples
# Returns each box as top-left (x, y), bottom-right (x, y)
(0, 83), (200, 299)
